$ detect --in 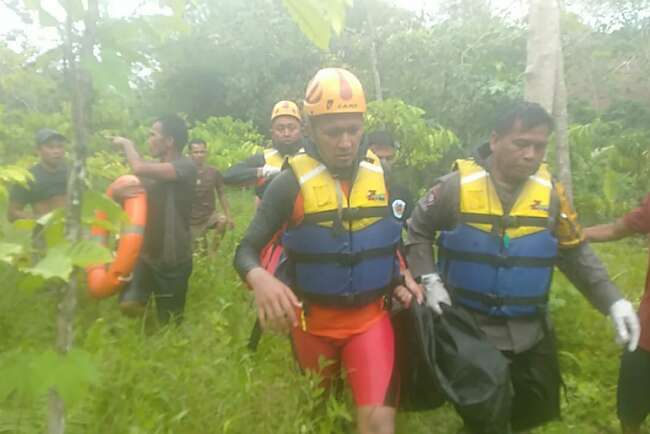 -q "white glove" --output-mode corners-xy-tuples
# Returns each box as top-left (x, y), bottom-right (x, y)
(421, 272), (452, 315)
(261, 164), (281, 178)
(609, 299), (640, 352)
